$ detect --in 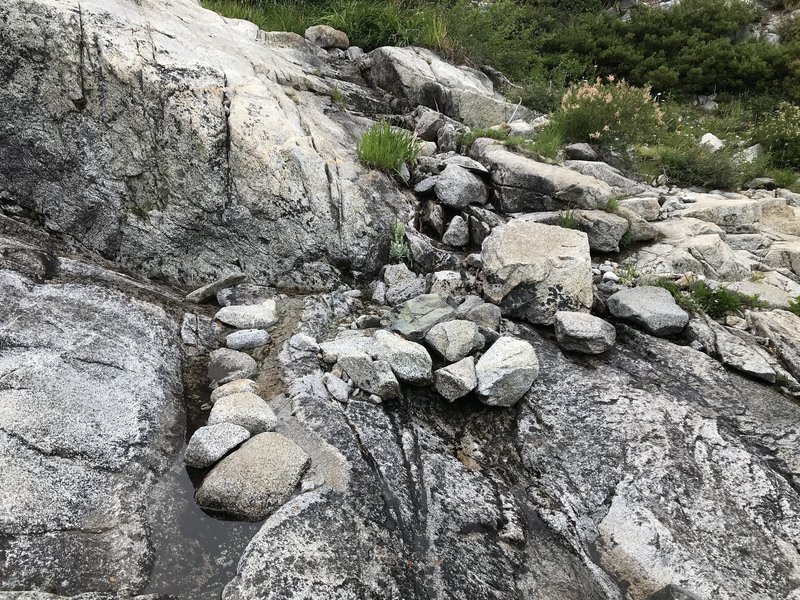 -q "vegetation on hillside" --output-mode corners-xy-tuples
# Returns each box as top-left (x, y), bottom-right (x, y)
(204, 0), (800, 191)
